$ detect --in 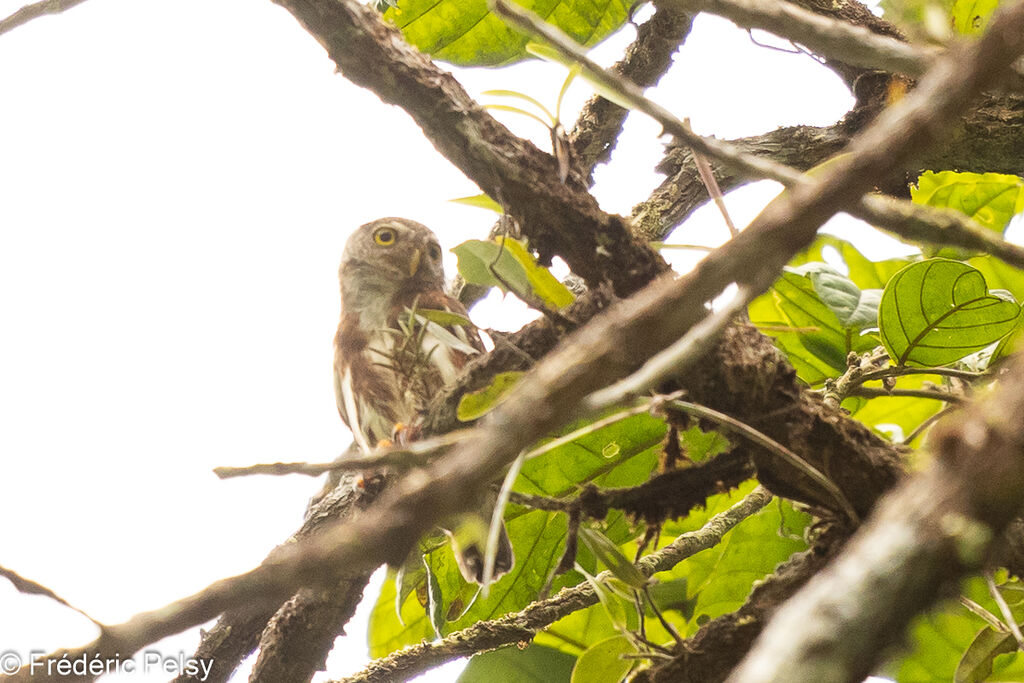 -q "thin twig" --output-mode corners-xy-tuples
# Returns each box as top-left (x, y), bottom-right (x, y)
(213, 429), (474, 479)
(901, 405), (956, 445)
(0, 0), (89, 36)
(848, 386), (966, 403)
(859, 366), (986, 383)
(960, 595), (1009, 632)
(986, 571), (1024, 648)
